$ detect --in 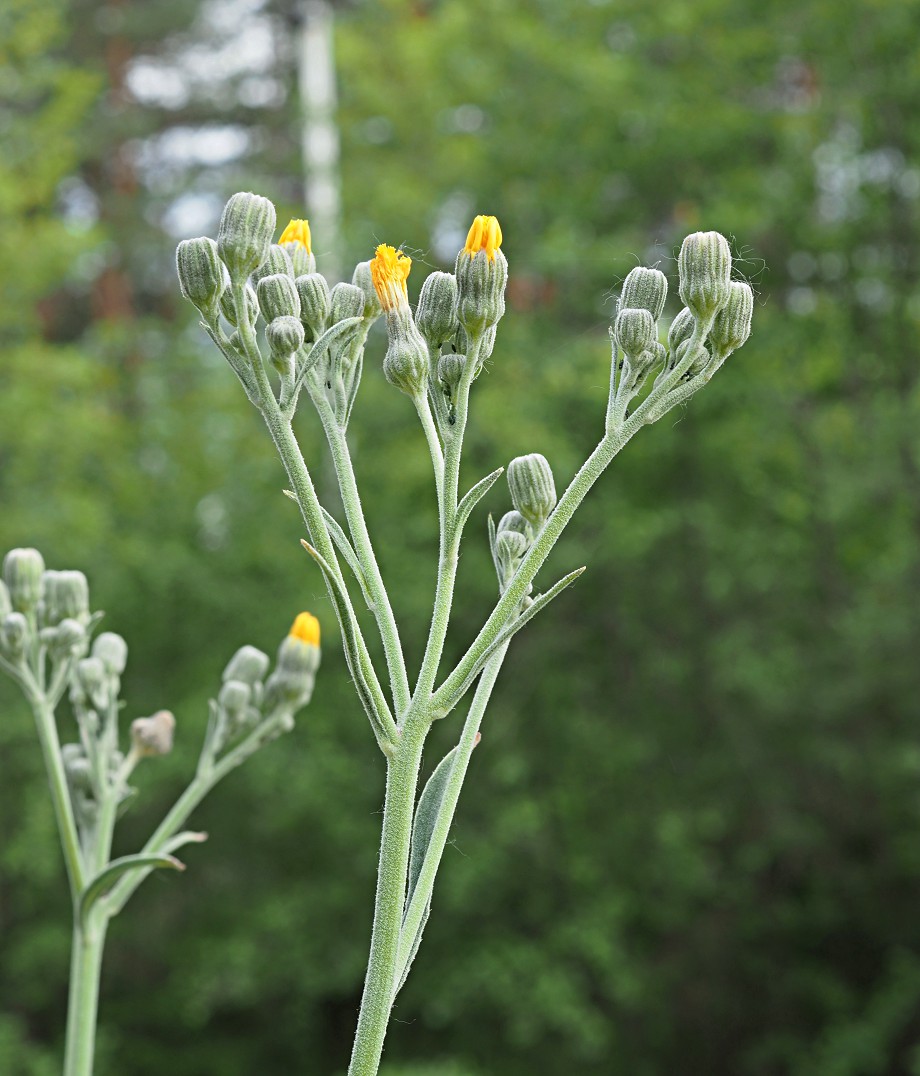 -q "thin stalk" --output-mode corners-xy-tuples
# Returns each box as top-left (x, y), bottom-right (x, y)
(63, 911), (108, 1076)
(412, 390), (445, 506)
(348, 717), (428, 1076)
(310, 389), (412, 715)
(395, 641), (508, 984)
